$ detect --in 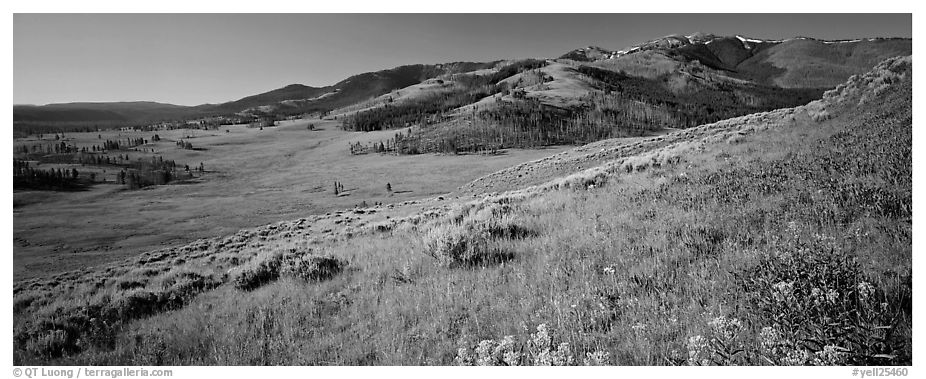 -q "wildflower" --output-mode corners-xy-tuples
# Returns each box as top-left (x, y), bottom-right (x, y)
(530, 323), (553, 349)
(772, 281), (795, 303)
(759, 326), (783, 352)
(603, 266), (617, 275)
(494, 335), (520, 366)
(857, 281), (874, 301)
(708, 315), (743, 341)
(687, 335), (710, 366)
(454, 347), (475, 366)
(811, 287), (824, 306)
(825, 288), (840, 304)
(550, 342), (574, 366)
(474, 339), (498, 366)
(811, 345), (847, 365)
(583, 350), (611, 366)
(502, 350), (522, 366)
(781, 349), (810, 366)
(631, 322), (647, 332)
